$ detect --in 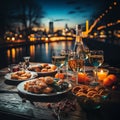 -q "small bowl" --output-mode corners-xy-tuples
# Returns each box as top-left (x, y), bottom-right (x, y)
(72, 84), (109, 110)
